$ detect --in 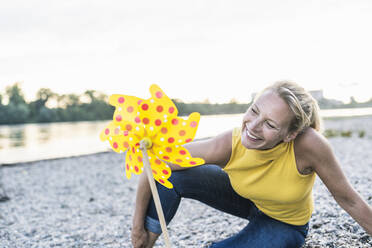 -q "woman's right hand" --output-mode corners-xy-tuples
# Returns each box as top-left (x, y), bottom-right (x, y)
(131, 226), (149, 248)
